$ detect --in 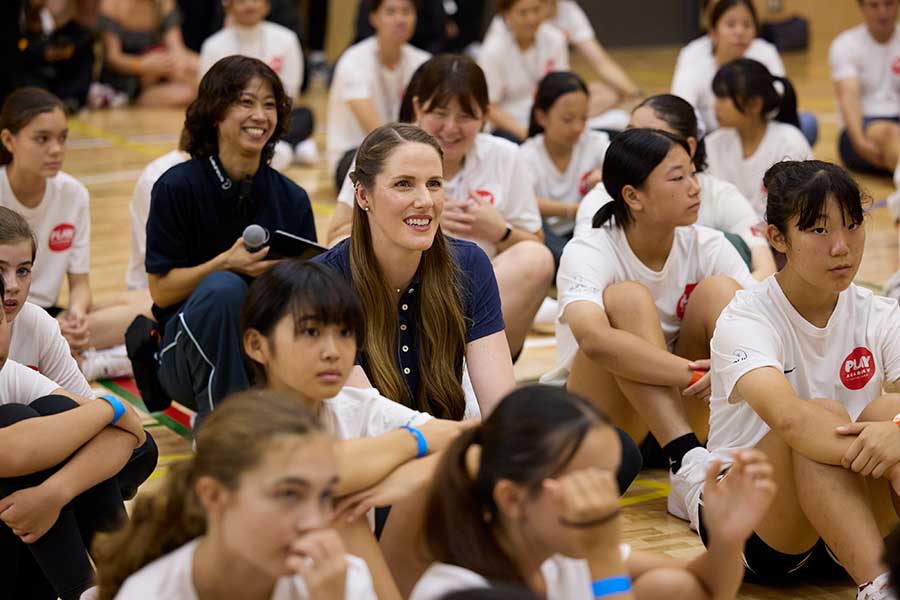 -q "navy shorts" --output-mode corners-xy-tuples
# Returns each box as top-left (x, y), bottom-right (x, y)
(838, 116), (900, 175)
